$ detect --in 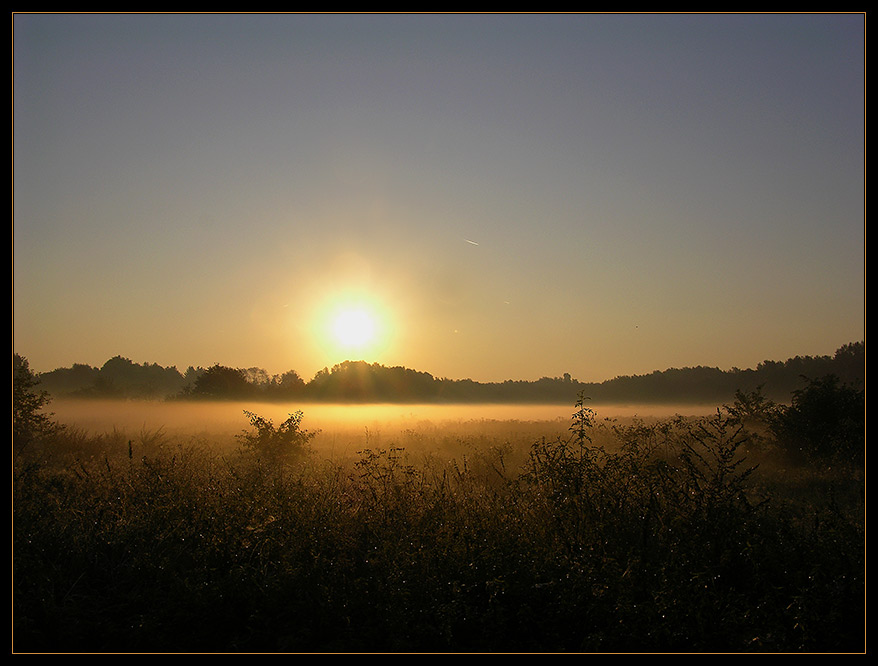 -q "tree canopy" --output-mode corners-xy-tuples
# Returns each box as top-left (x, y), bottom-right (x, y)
(20, 342), (864, 405)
